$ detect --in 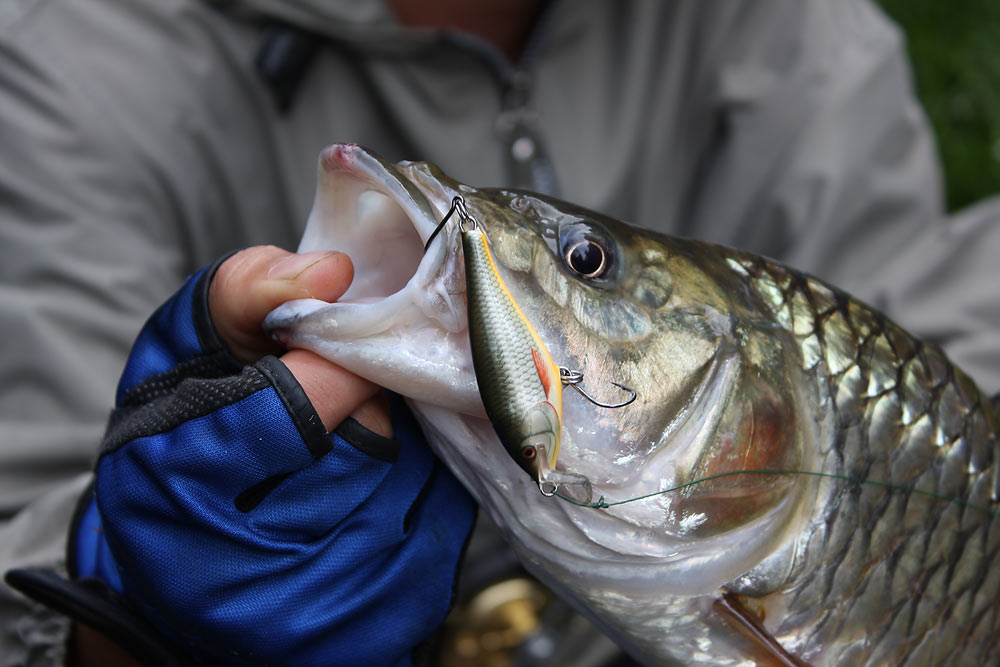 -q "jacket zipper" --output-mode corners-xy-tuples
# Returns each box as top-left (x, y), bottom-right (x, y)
(440, 0), (563, 195)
